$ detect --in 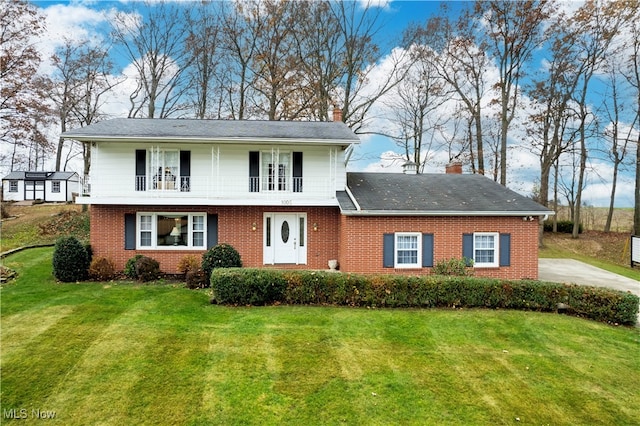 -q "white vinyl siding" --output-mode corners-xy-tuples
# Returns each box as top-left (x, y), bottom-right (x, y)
(88, 142), (346, 202)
